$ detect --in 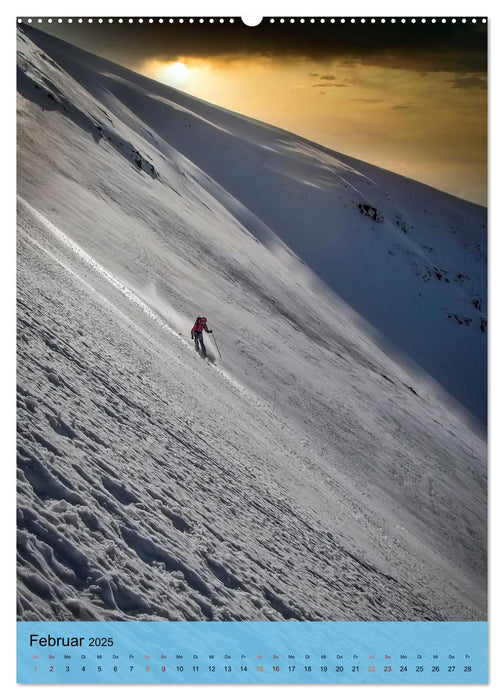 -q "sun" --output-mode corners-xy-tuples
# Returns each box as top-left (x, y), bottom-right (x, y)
(164, 61), (189, 85)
